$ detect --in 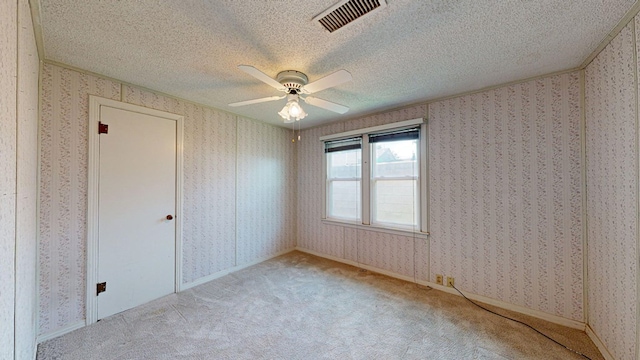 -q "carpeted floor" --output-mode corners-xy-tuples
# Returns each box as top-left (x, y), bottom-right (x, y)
(37, 251), (603, 360)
